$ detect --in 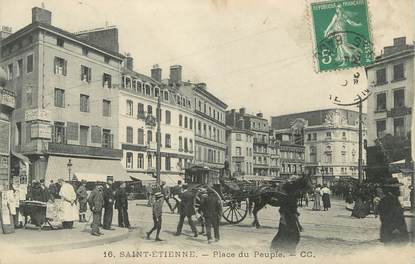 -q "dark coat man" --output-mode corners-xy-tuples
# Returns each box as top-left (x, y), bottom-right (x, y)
(30, 182), (48, 202)
(378, 183), (409, 245)
(115, 183), (130, 228)
(201, 190), (222, 242)
(146, 192), (164, 241)
(88, 185), (104, 236)
(160, 182), (173, 212)
(103, 180), (115, 230)
(76, 181), (88, 222)
(48, 181), (59, 201)
(171, 180), (183, 214)
(175, 187), (198, 236)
